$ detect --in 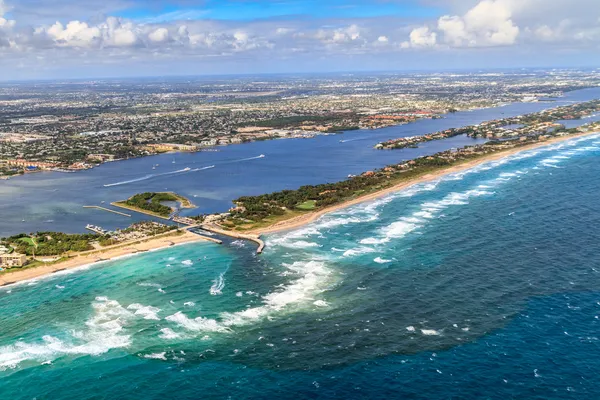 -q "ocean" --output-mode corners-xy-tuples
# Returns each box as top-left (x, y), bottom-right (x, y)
(2, 133), (600, 398)
(2, 87), (600, 237)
